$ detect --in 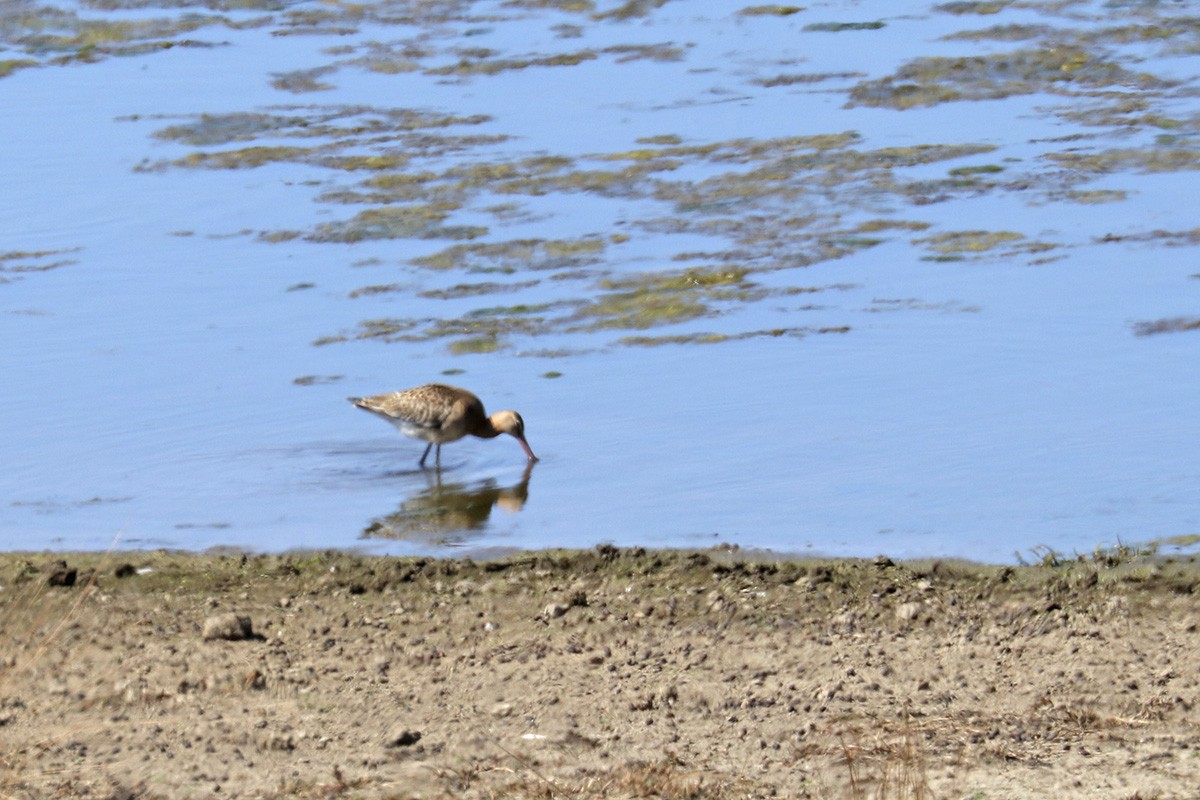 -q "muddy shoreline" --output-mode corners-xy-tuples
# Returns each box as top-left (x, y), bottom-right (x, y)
(1, 547), (1197, 798)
